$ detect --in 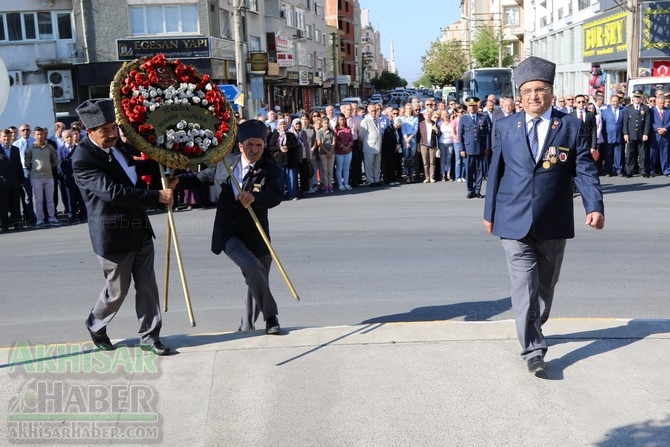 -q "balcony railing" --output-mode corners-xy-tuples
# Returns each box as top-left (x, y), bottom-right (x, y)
(34, 41), (78, 63)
